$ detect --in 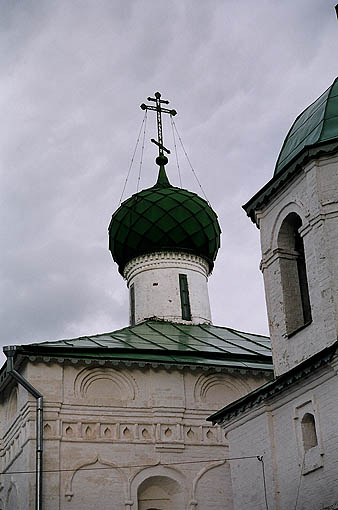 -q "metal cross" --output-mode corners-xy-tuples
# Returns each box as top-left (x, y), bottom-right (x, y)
(140, 92), (177, 160)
